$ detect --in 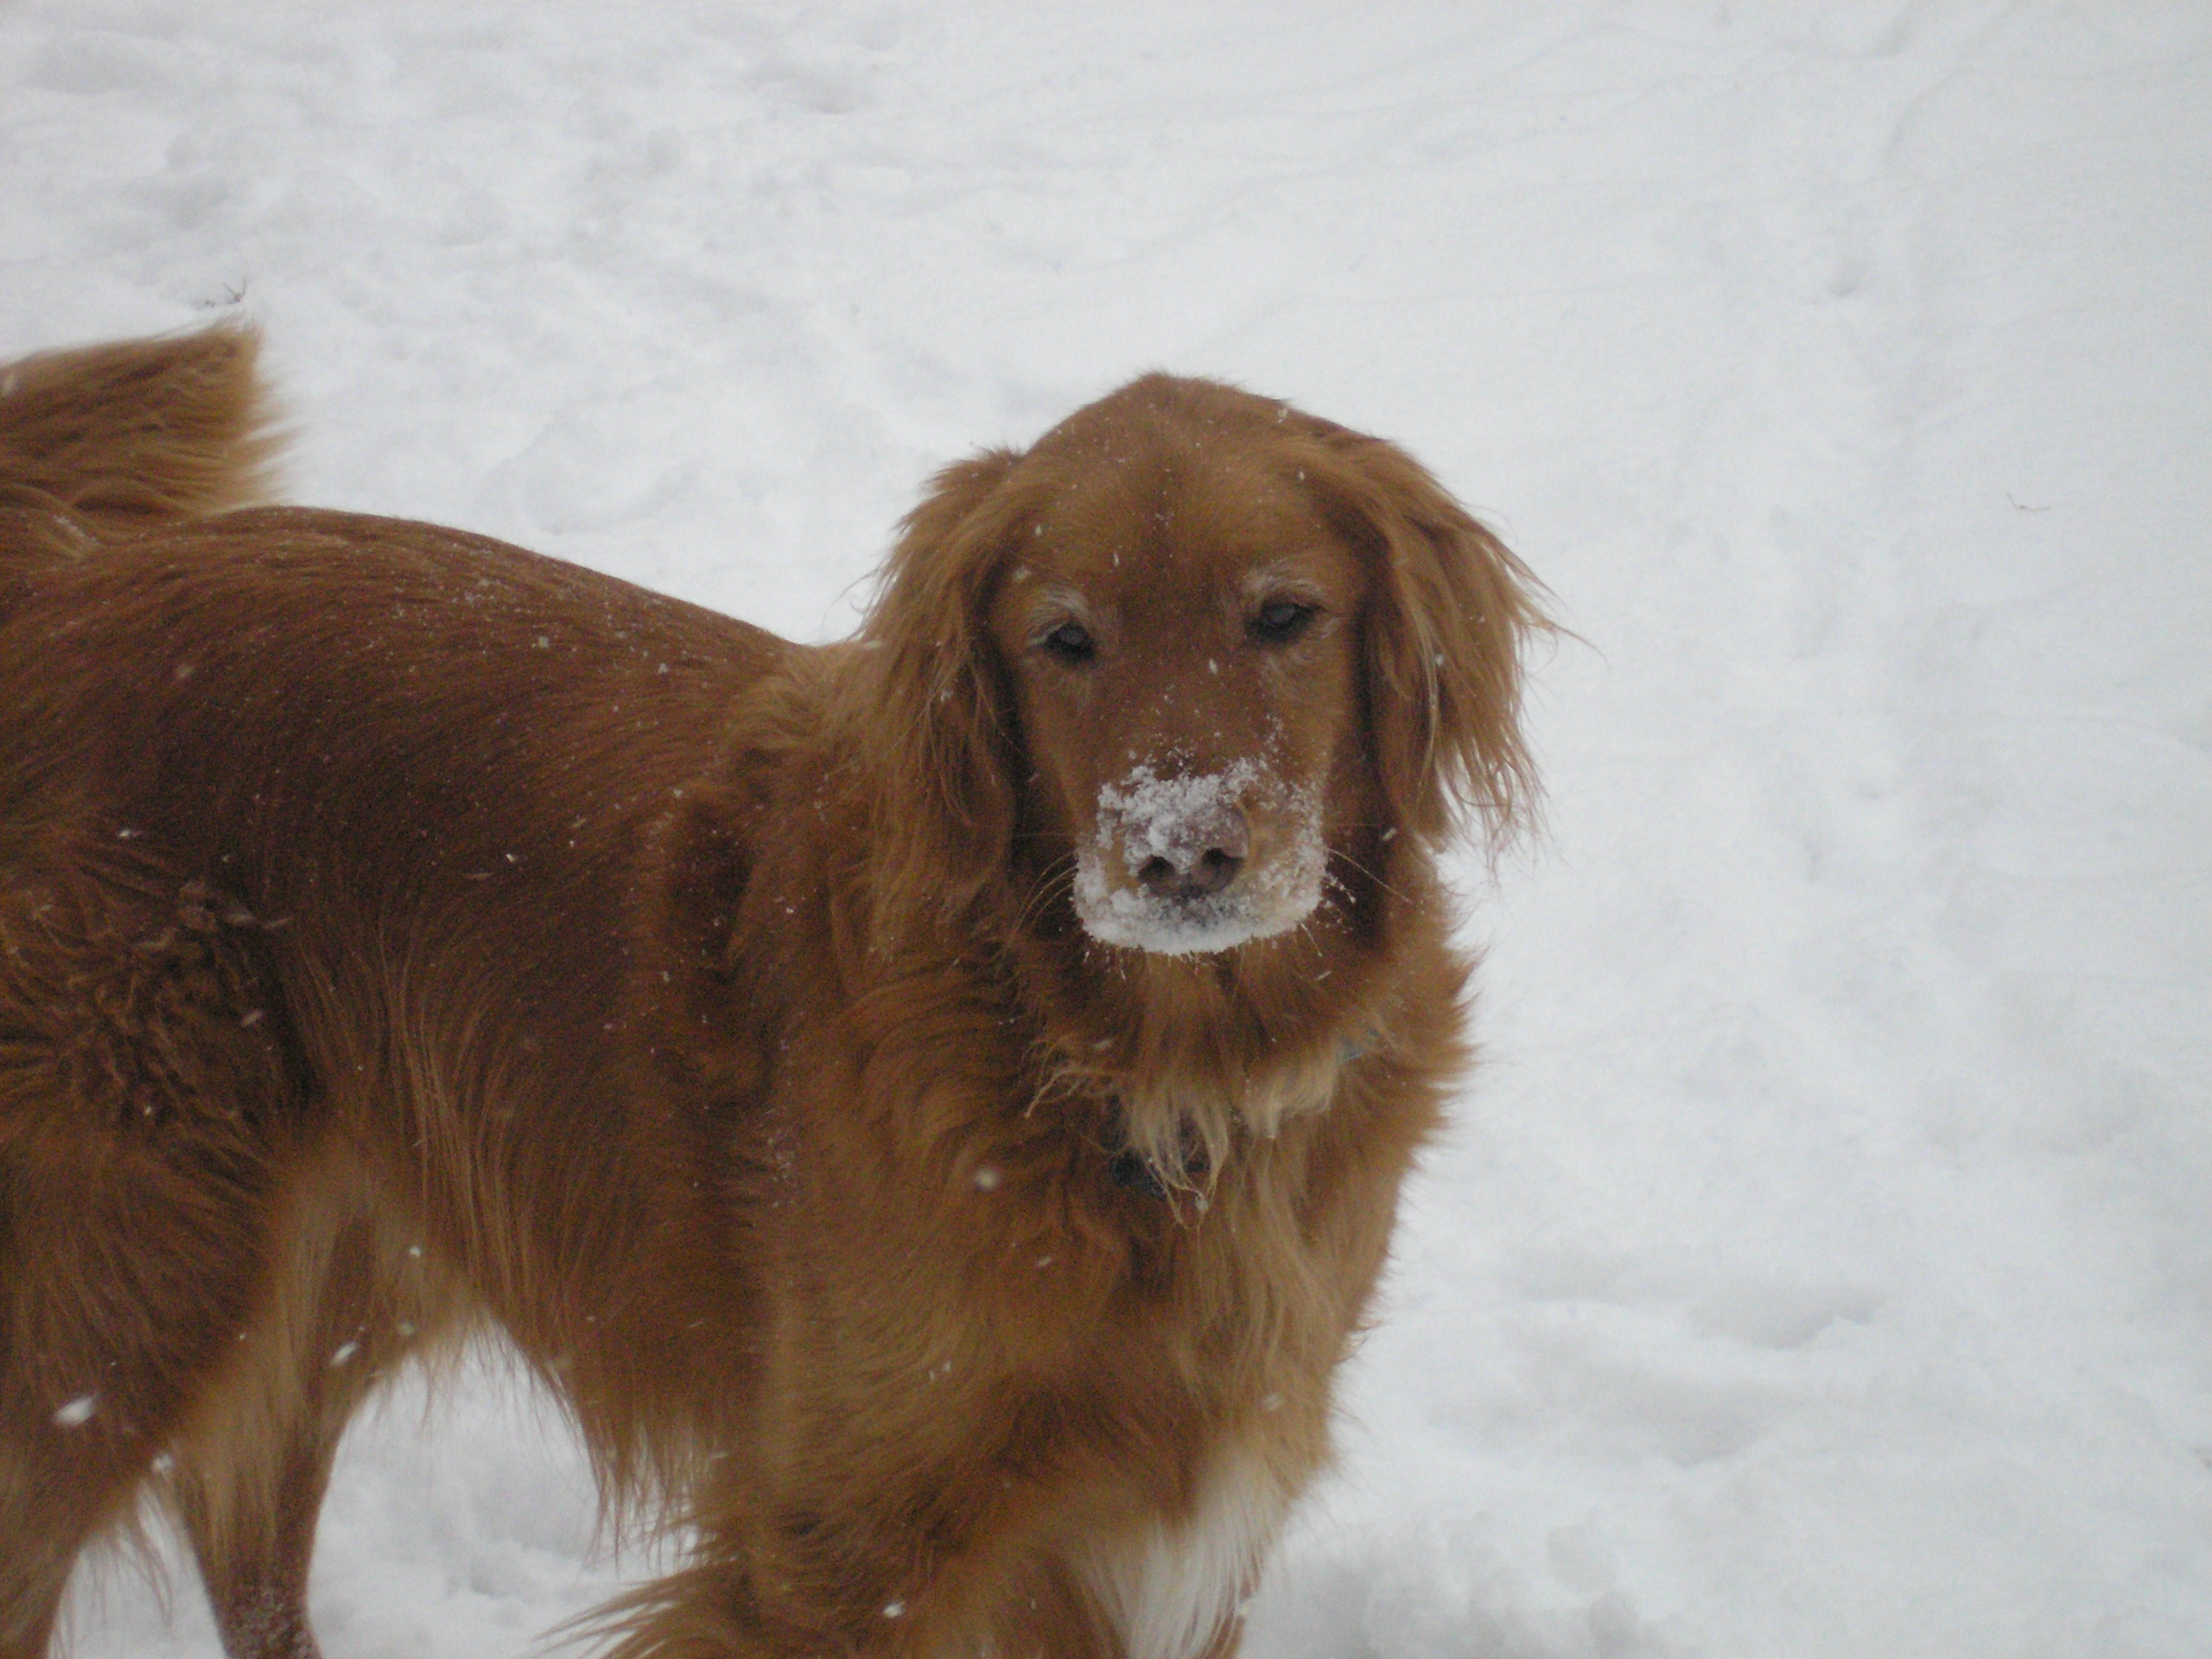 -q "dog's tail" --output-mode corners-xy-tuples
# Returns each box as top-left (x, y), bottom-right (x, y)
(0, 321), (280, 568)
